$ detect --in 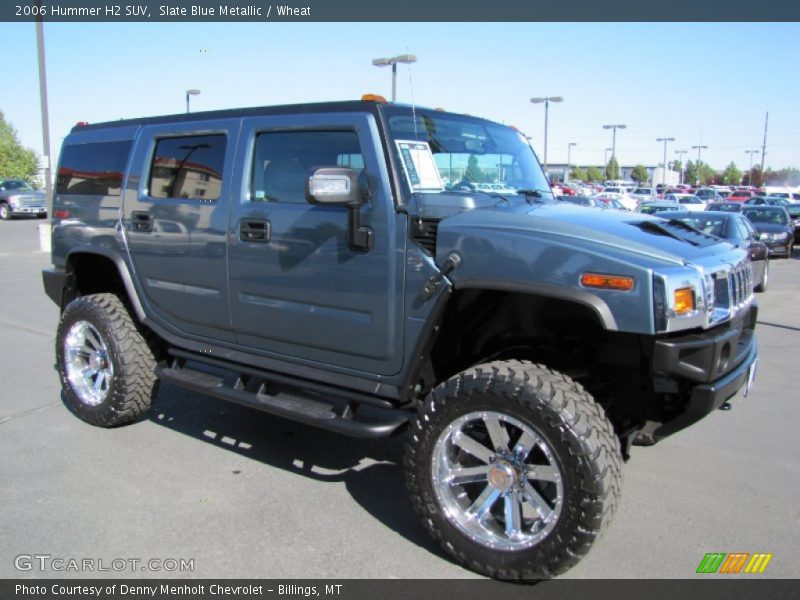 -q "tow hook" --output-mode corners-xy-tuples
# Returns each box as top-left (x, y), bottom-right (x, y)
(419, 252), (461, 302)
(719, 402), (732, 411)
